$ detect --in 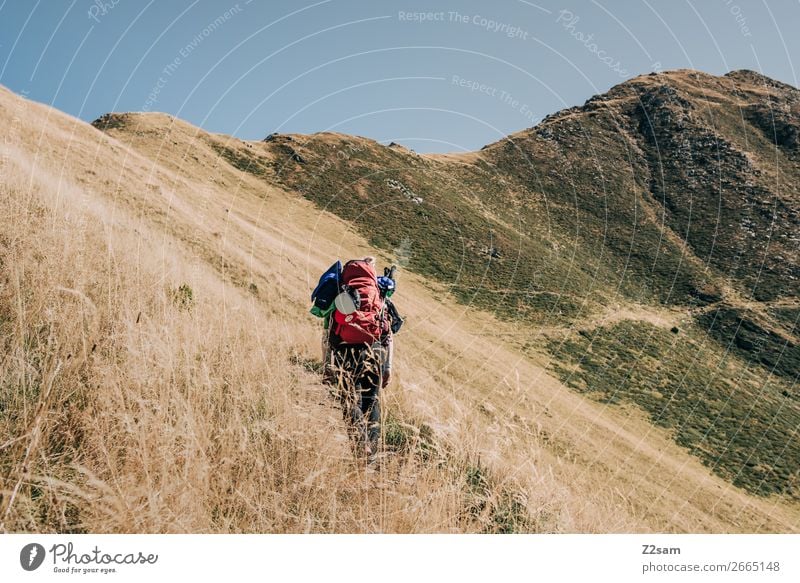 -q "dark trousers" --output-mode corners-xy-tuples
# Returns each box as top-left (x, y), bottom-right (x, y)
(330, 344), (385, 456)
